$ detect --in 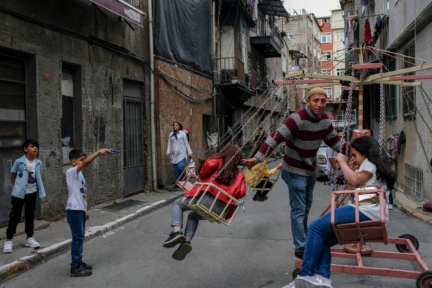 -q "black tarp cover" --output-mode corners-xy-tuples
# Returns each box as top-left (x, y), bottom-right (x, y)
(155, 0), (212, 75)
